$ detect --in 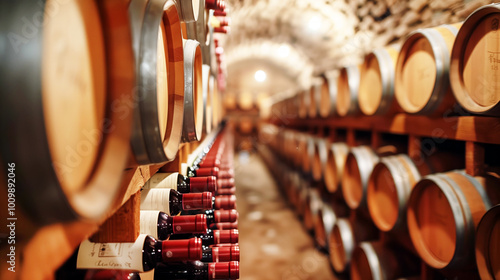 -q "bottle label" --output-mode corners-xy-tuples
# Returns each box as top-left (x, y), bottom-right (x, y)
(139, 270), (155, 280)
(140, 189), (171, 215)
(140, 210), (160, 239)
(143, 173), (178, 190)
(76, 234), (148, 272)
(180, 163), (188, 176)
